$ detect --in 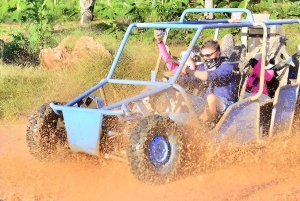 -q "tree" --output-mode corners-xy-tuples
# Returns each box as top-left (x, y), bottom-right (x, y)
(205, 0), (214, 19)
(80, 0), (95, 24)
